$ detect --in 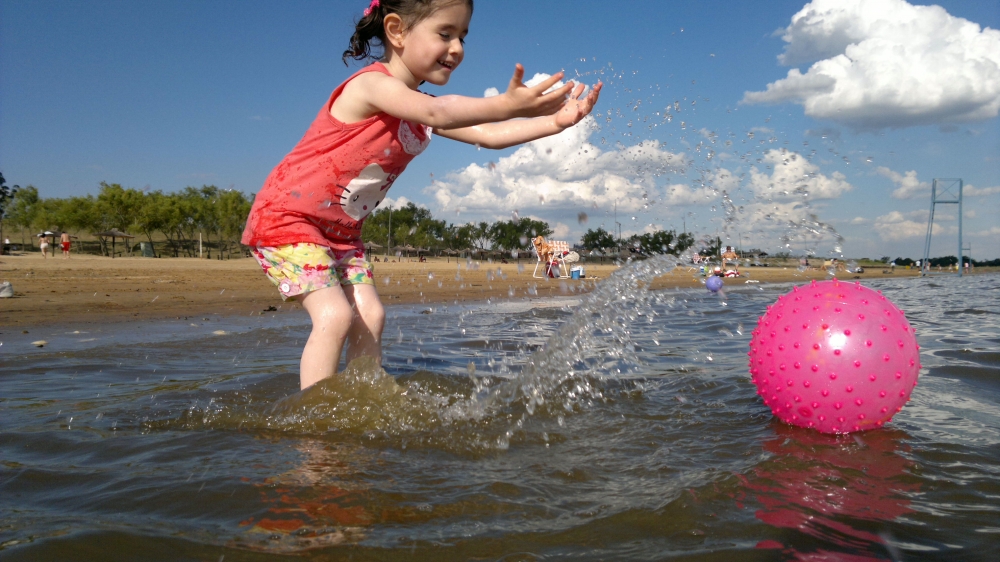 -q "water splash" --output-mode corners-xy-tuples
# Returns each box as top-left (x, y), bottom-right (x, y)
(158, 255), (681, 453)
